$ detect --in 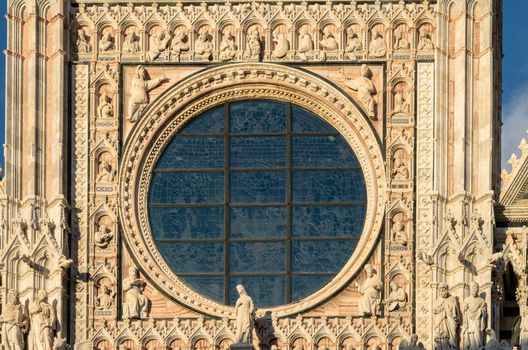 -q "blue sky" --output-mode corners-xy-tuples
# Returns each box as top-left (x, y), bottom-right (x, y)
(0, 2), (525, 172)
